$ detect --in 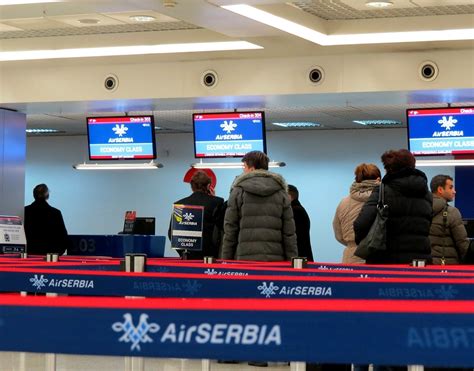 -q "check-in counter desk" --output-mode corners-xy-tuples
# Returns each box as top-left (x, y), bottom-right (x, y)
(68, 235), (165, 258)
